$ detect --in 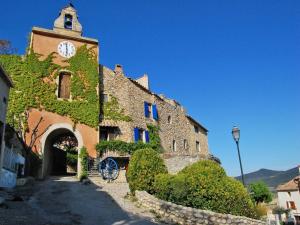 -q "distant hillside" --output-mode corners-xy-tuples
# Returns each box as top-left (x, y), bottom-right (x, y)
(235, 167), (299, 192)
